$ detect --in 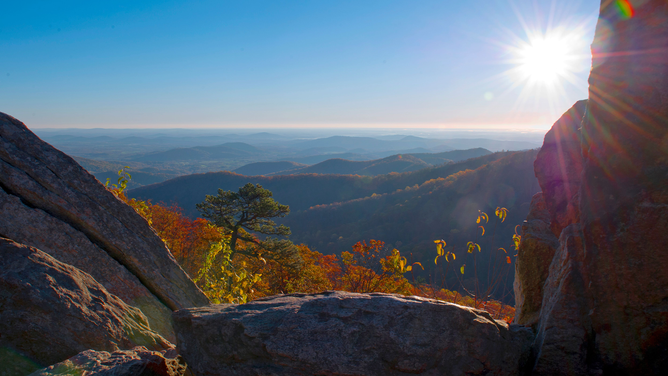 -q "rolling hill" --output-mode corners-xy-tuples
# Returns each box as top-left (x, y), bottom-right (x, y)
(231, 148), (493, 177)
(289, 135), (453, 152)
(284, 149), (540, 303)
(127, 150), (519, 218)
(132, 142), (261, 162)
(233, 161), (307, 176)
(269, 155), (430, 176)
